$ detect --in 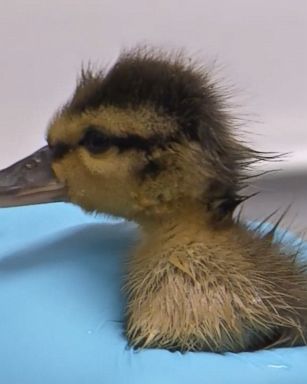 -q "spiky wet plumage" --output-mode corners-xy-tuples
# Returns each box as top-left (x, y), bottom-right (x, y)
(125, 216), (307, 352)
(47, 47), (307, 352)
